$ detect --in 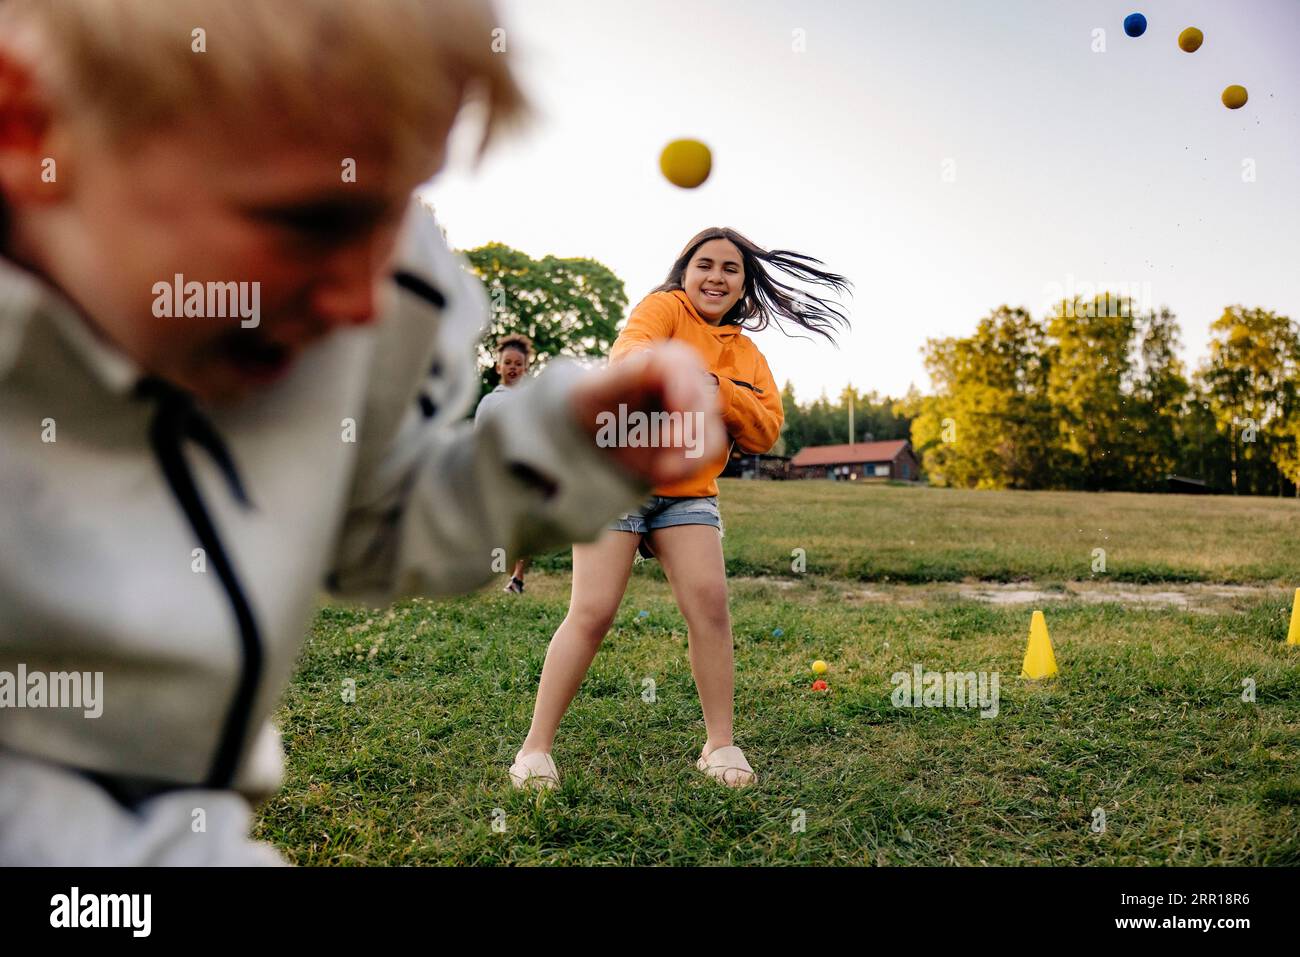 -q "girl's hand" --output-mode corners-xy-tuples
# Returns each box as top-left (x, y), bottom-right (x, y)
(568, 342), (728, 487)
